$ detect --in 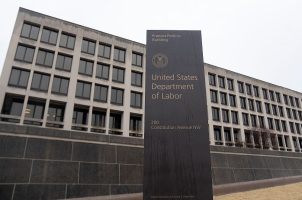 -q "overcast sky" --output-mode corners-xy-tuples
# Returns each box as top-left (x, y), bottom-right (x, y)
(0, 0), (301, 92)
